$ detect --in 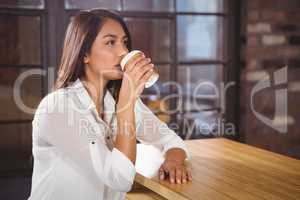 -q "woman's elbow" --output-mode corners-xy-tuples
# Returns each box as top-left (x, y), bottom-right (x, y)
(104, 174), (134, 192)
